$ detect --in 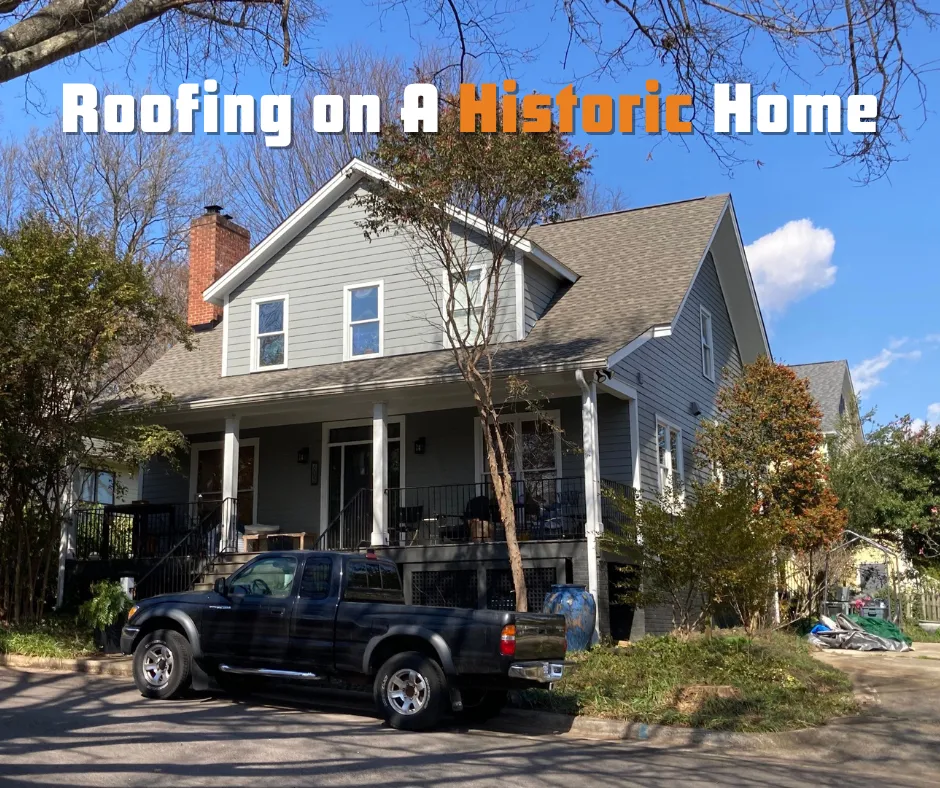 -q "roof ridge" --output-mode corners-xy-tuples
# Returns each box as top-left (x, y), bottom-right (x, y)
(789, 360), (849, 368)
(539, 193), (729, 227)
